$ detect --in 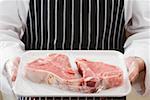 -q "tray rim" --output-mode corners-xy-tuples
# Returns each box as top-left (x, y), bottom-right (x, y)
(13, 50), (131, 97)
